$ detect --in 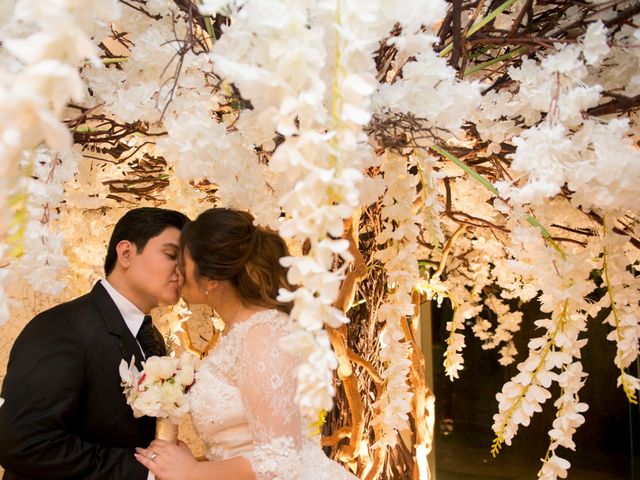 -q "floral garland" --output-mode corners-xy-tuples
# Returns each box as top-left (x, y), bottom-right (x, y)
(200, 0), (338, 415)
(491, 224), (597, 478)
(12, 149), (79, 295)
(0, 0), (120, 323)
(472, 293), (523, 366)
(203, 0), (408, 415)
(490, 23), (638, 476)
(273, 0), (384, 415)
(375, 13), (484, 382)
(601, 217), (640, 404)
(371, 151), (420, 448)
